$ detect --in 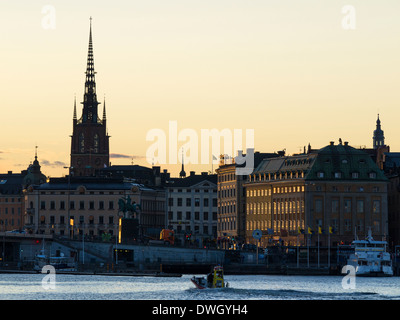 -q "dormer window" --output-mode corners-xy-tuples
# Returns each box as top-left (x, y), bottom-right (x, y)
(352, 172), (359, 179)
(317, 172), (324, 178)
(369, 172), (377, 179)
(334, 172), (341, 179)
